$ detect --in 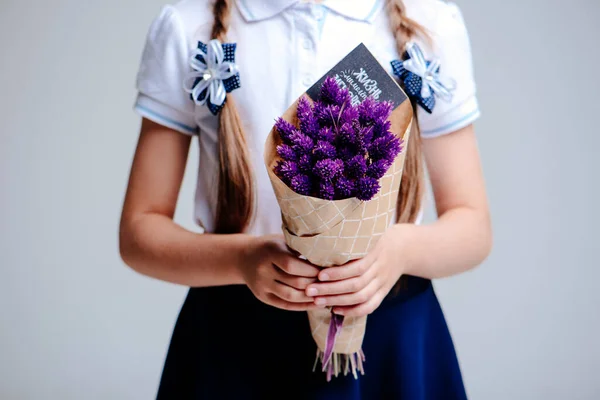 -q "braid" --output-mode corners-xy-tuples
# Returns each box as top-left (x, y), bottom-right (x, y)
(211, 0), (230, 41)
(387, 0), (427, 224)
(211, 0), (255, 234)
